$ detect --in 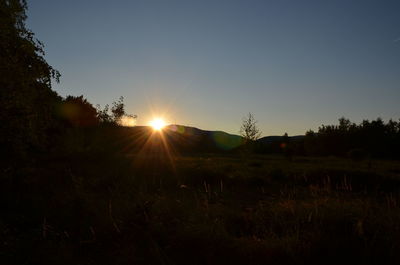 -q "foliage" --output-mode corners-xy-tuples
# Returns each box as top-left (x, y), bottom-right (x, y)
(256, 117), (400, 159)
(239, 113), (262, 143)
(60, 95), (99, 127)
(304, 117), (400, 158)
(96, 103), (112, 123)
(0, 0), (61, 158)
(111, 96), (125, 122)
(96, 96), (137, 125)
